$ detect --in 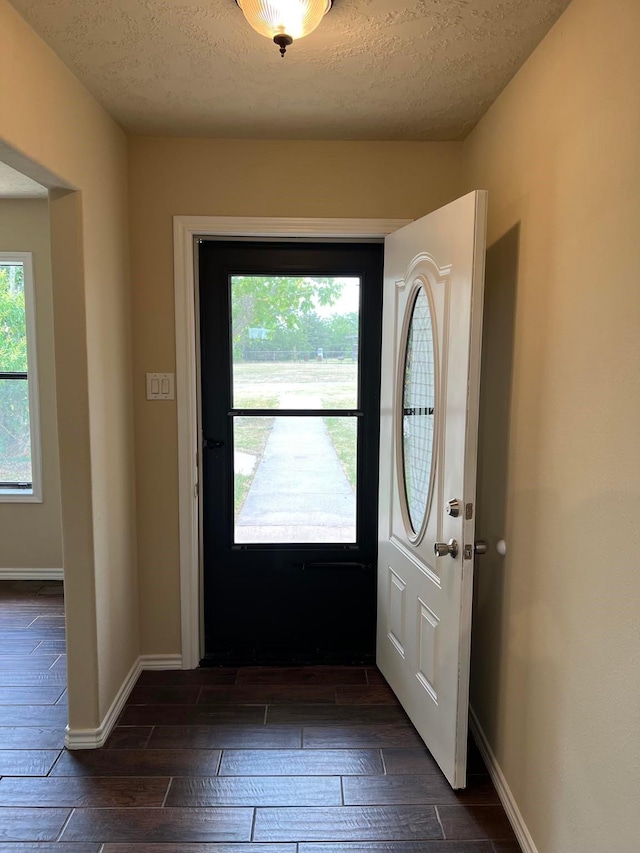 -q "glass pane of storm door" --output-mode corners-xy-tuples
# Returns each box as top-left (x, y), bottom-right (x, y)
(233, 415), (358, 544)
(231, 275), (360, 410)
(230, 273), (362, 545)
